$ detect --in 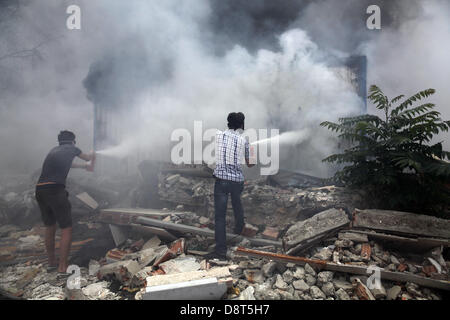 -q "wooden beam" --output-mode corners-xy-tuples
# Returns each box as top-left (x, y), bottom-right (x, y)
(234, 247), (450, 291)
